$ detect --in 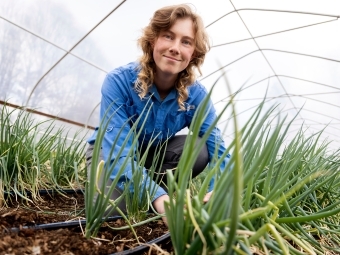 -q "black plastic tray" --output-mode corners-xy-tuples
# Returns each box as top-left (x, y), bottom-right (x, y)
(7, 215), (170, 255)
